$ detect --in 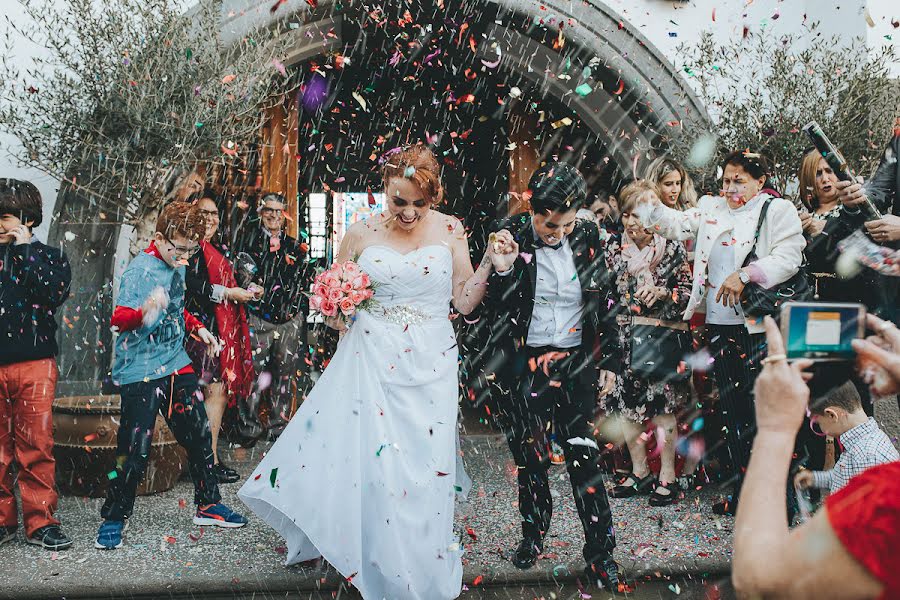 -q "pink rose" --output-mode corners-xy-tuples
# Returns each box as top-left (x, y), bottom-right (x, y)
(329, 263), (344, 278)
(339, 297), (356, 316)
(312, 283), (328, 299)
(309, 295), (323, 312)
(327, 287), (344, 302)
(340, 281), (354, 293)
(343, 261), (360, 274)
(320, 299), (337, 317)
(349, 289), (366, 304)
(363, 288), (374, 300)
(322, 274), (340, 289)
(314, 272), (325, 284)
(359, 273), (371, 288)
